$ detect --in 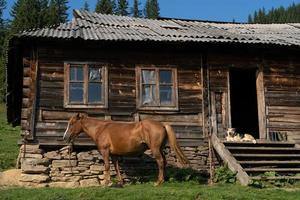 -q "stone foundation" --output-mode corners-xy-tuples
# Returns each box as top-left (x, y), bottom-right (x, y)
(18, 144), (209, 187)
